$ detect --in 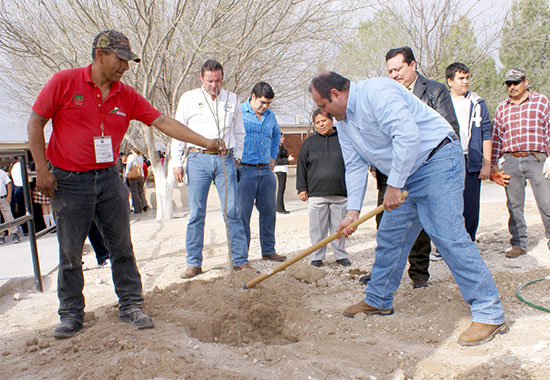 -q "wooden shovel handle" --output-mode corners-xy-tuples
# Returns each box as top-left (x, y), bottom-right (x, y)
(243, 190), (408, 289)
